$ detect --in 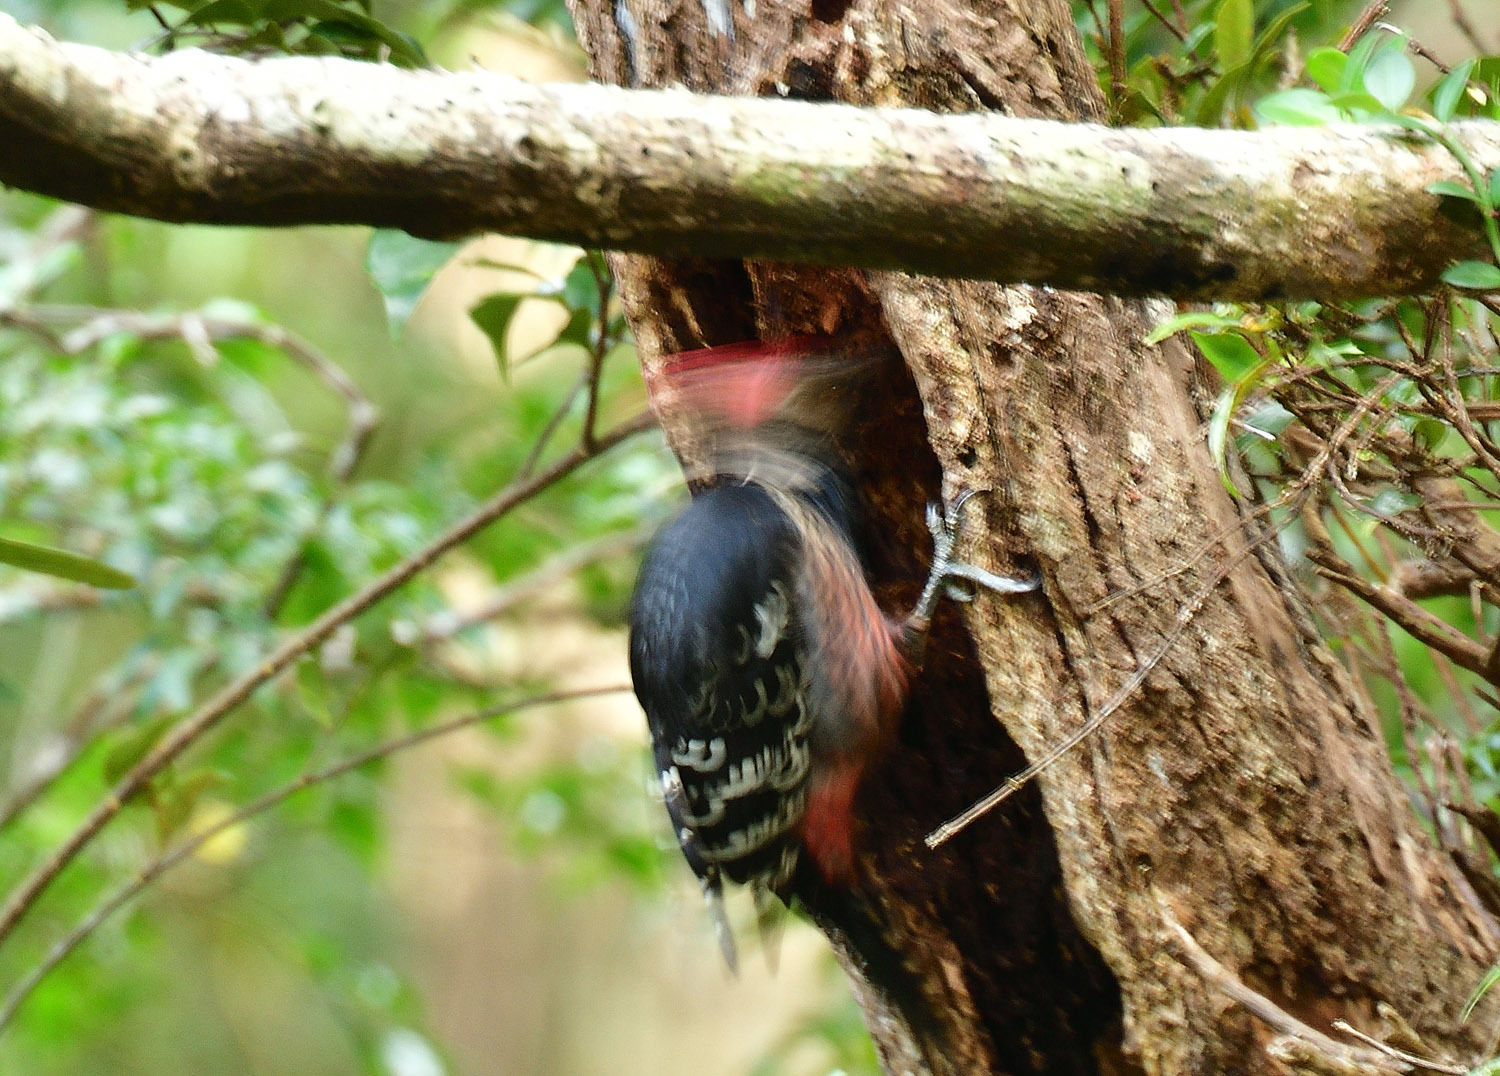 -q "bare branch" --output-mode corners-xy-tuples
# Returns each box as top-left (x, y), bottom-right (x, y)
(1, 13), (1499, 300)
